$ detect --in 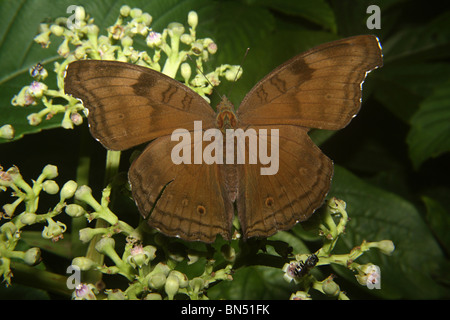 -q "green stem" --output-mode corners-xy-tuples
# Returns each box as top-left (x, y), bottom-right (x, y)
(84, 150), (121, 284)
(11, 262), (72, 297)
